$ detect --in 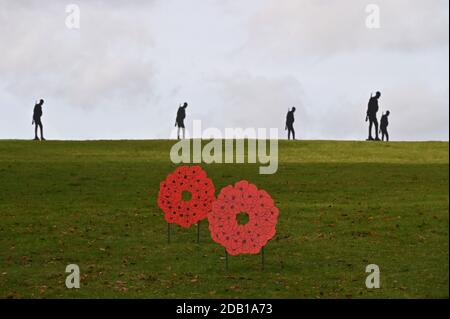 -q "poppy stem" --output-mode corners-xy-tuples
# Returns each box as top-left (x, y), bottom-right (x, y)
(197, 221), (200, 244)
(261, 247), (265, 271)
(167, 223), (171, 244)
(225, 249), (228, 271)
